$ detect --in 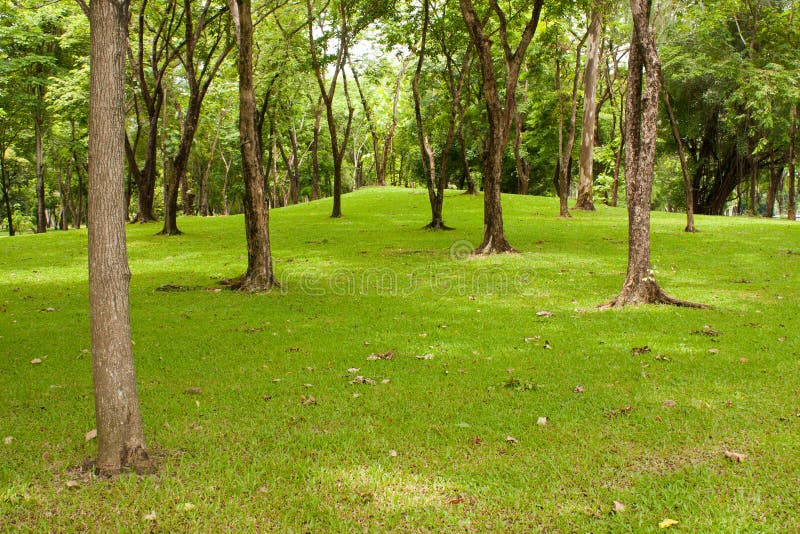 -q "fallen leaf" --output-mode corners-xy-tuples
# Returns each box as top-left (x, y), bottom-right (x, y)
(505, 436), (518, 444)
(30, 358), (42, 365)
(389, 449), (398, 457)
(350, 376), (376, 385)
(347, 368), (360, 374)
(352, 393), (361, 398)
(66, 480), (80, 489)
(537, 417), (549, 426)
(778, 337), (786, 342)
(654, 354), (670, 362)
(631, 346), (651, 356)
(416, 353), (434, 360)
(301, 395), (316, 406)
(40, 307), (59, 313)
(663, 400), (677, 408)
(4, 436), (14, 445)
(659, 518), (679, 529)
(419, 332), (428, 338)
(262, 395), (272, 401)
(472, 436), (482, 445)
(739, 358), (748, 363)
(85, 429), (97, 442)
(613, 500), (626, 513)
(143, 511), (157, 522)
(449, 497), (467, 505)
(381, 378), (390, 384)
(724, 450), (746, 462)
(708, 348), (720, 354)
(303, 383), (313, 388)
(536, 311), (553, 317)
(543, 340), (552, 350)
(181, 503), (195, 512)
(366, 350), (395, 361)
(184, 387), (202, 395)
(573, 385), (585, 393)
